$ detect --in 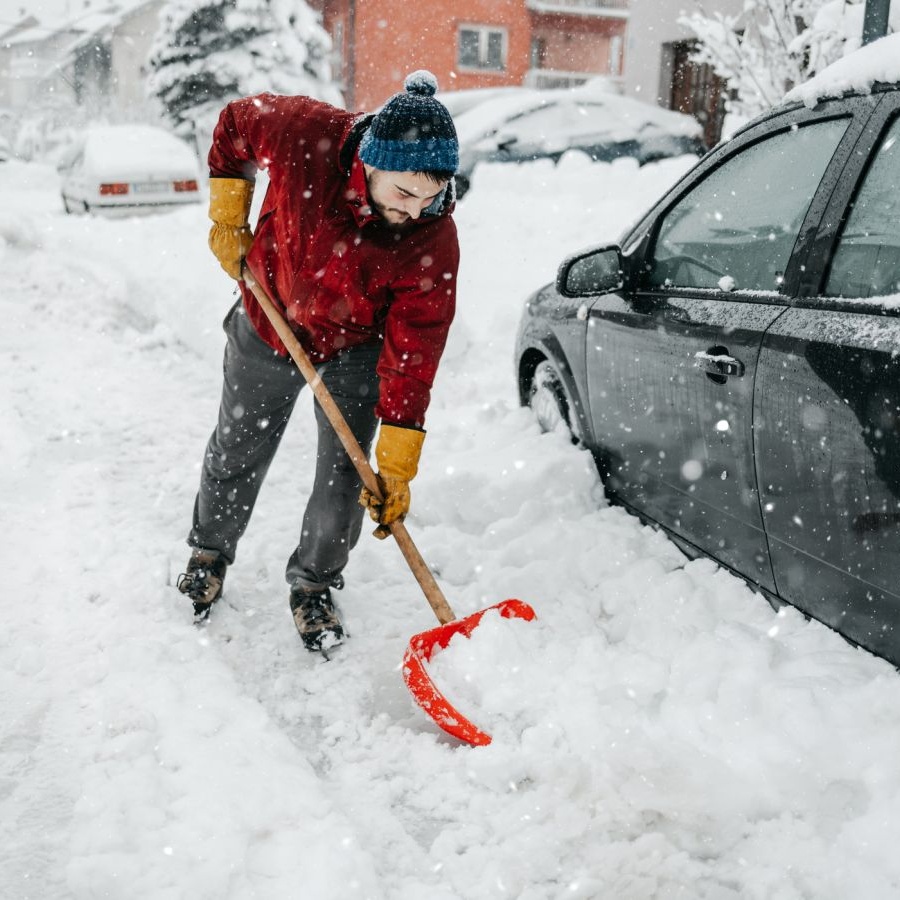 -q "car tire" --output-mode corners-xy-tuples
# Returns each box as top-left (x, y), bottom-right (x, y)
(528, 360), (580, 443)
(454, 174), (470, 200)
